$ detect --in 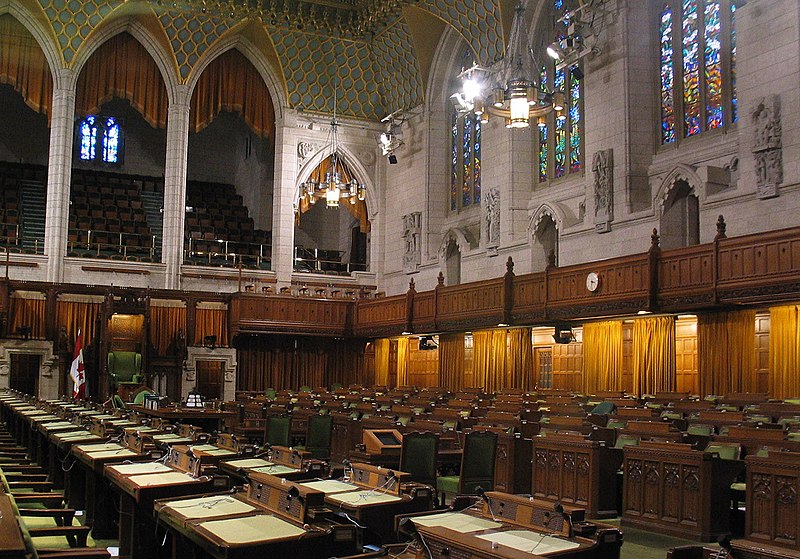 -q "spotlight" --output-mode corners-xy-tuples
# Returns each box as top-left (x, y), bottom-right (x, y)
(546, 42), (565, 60)
(203, 335), (217, 350)
(570, 64), (584, 81)
(388, 154), (398, 164)
(449, 92), (473, 113)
